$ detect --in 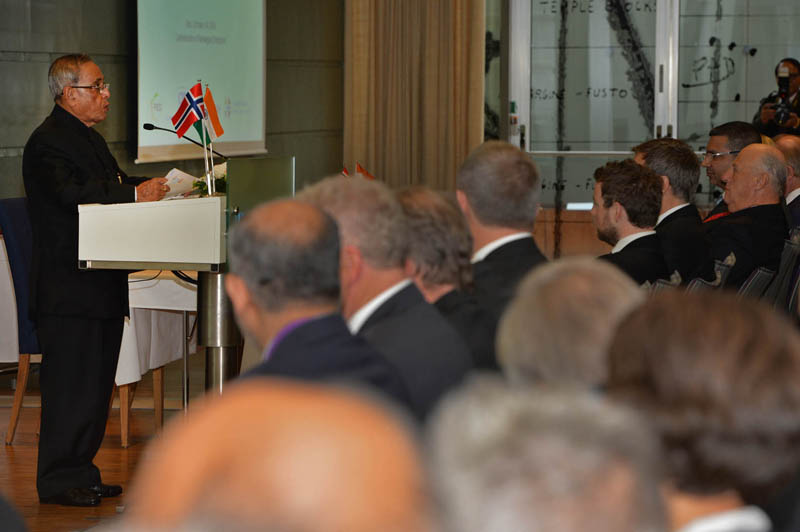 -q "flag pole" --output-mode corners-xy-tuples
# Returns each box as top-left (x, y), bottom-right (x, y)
(205, 83), (216, 193)
(198, 79), (212, 195)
